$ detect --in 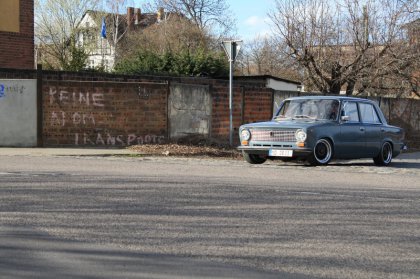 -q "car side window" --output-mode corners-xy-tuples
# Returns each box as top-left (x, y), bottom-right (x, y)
(359, 103), (381, 124)
(342, 102), (359, 122)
